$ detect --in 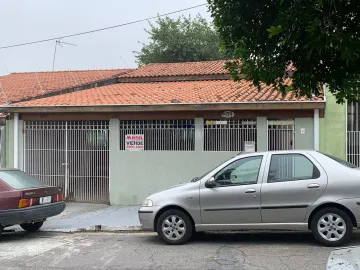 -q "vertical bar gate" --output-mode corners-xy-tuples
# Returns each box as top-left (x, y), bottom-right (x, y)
(347, 102), (360, 166)
(24, 121), (109, 203)
(267, 120), (295, 177)
(267, 120), (295, 151)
